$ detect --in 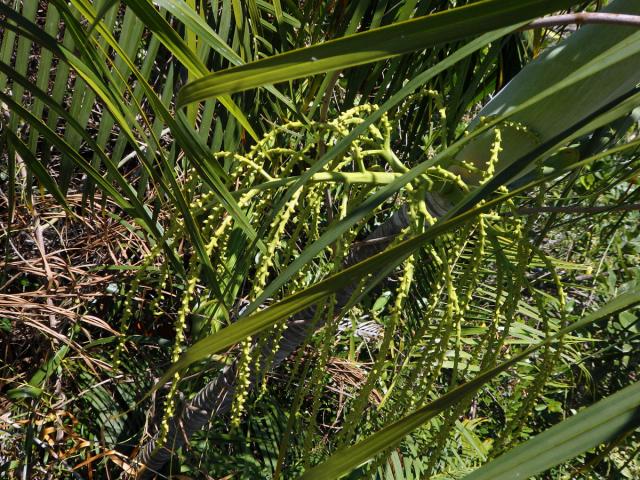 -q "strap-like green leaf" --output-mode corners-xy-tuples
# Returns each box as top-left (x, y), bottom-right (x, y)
(60, 0), (267, 259)
(116, 0), (259, 140)
(152, 0), (300, 116)
(298, 290), (640, 479)
(176, 0), (578, 106)
(463, 381), (640, 480)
